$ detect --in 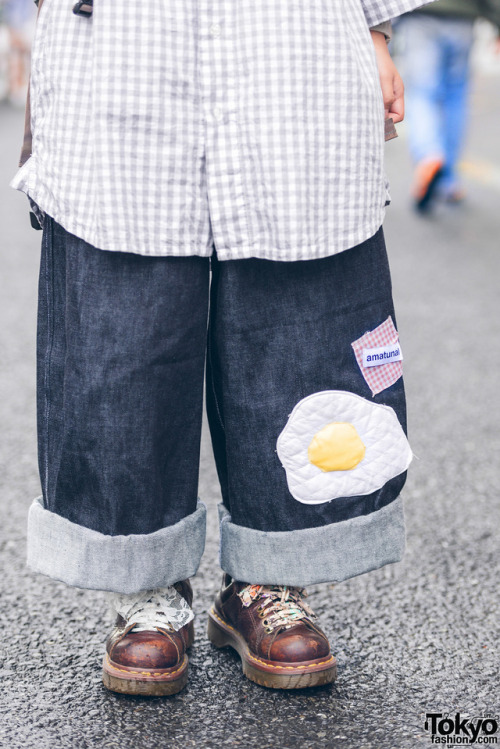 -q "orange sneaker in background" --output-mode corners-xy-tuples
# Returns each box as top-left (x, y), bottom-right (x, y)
(412, 157), (444, 212)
